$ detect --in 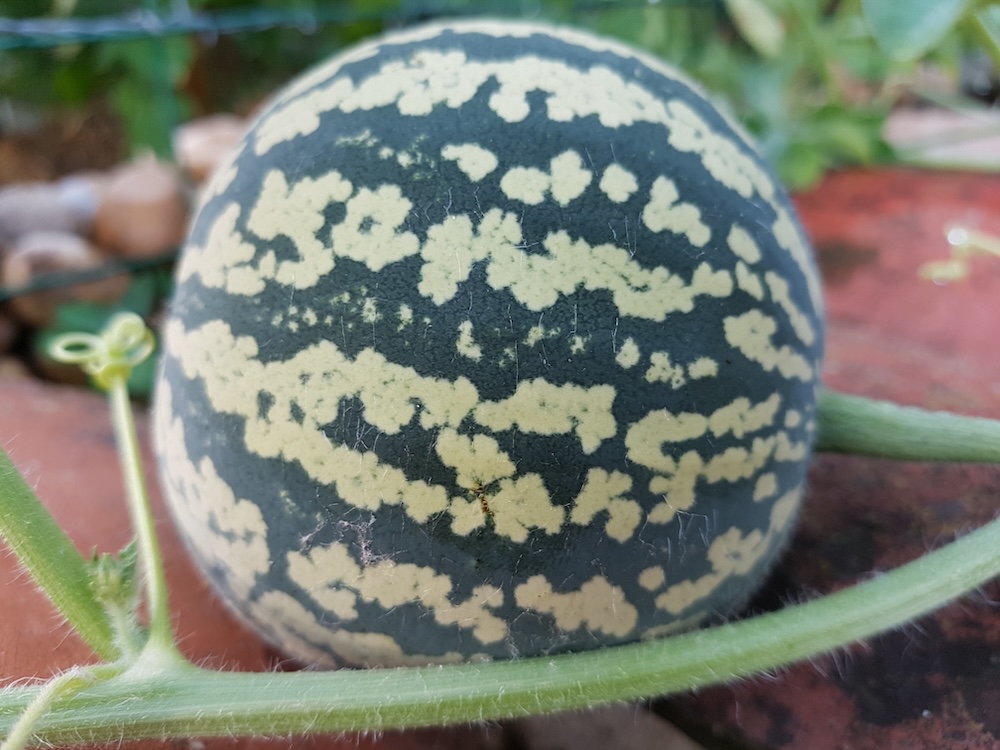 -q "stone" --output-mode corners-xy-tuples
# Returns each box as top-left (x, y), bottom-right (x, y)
(93, 157), (188, 259)
(1, 230), (130, 327)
